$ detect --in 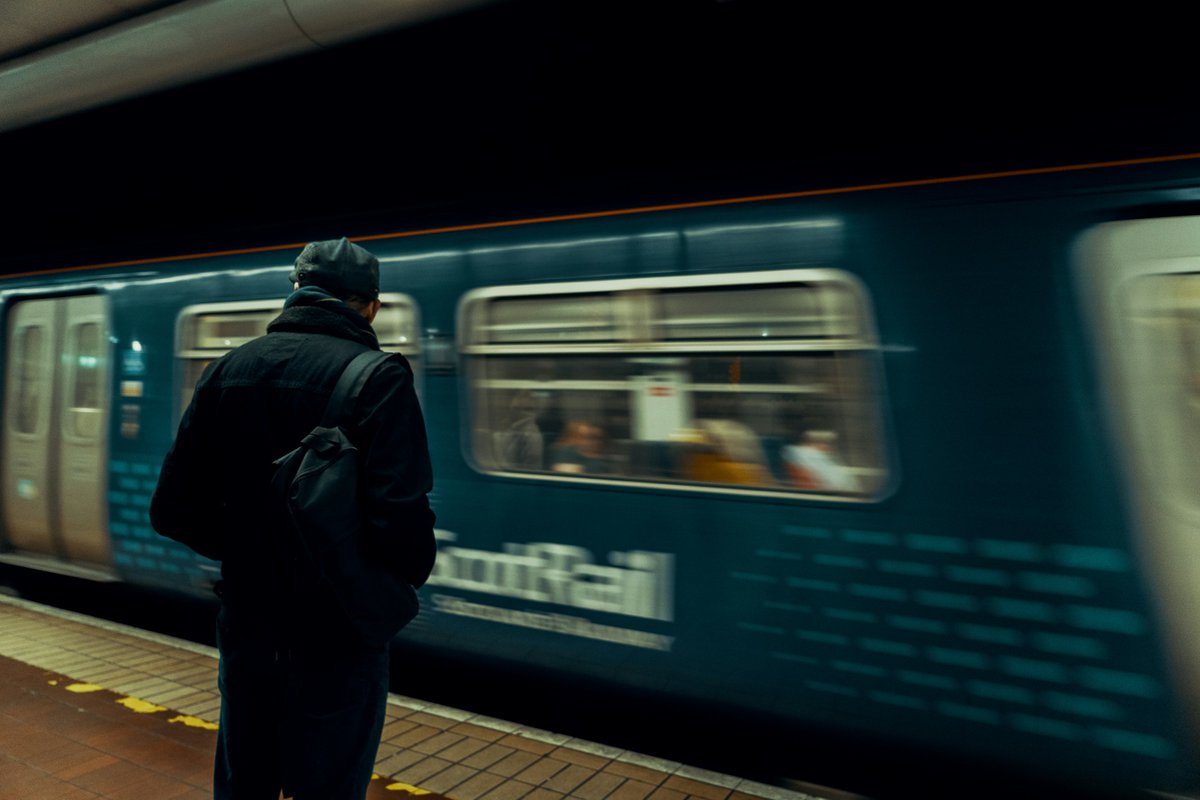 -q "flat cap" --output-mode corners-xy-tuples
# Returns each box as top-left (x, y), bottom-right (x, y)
(288, 237), (380, 300)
